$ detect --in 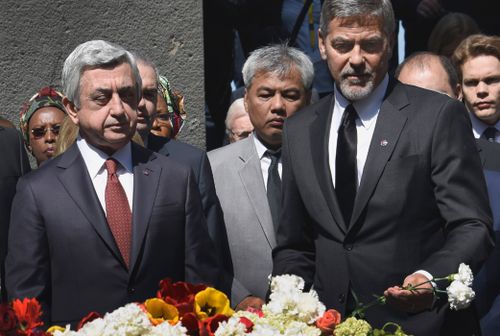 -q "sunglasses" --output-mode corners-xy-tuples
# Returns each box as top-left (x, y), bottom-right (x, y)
(31, 124), (61, 138)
